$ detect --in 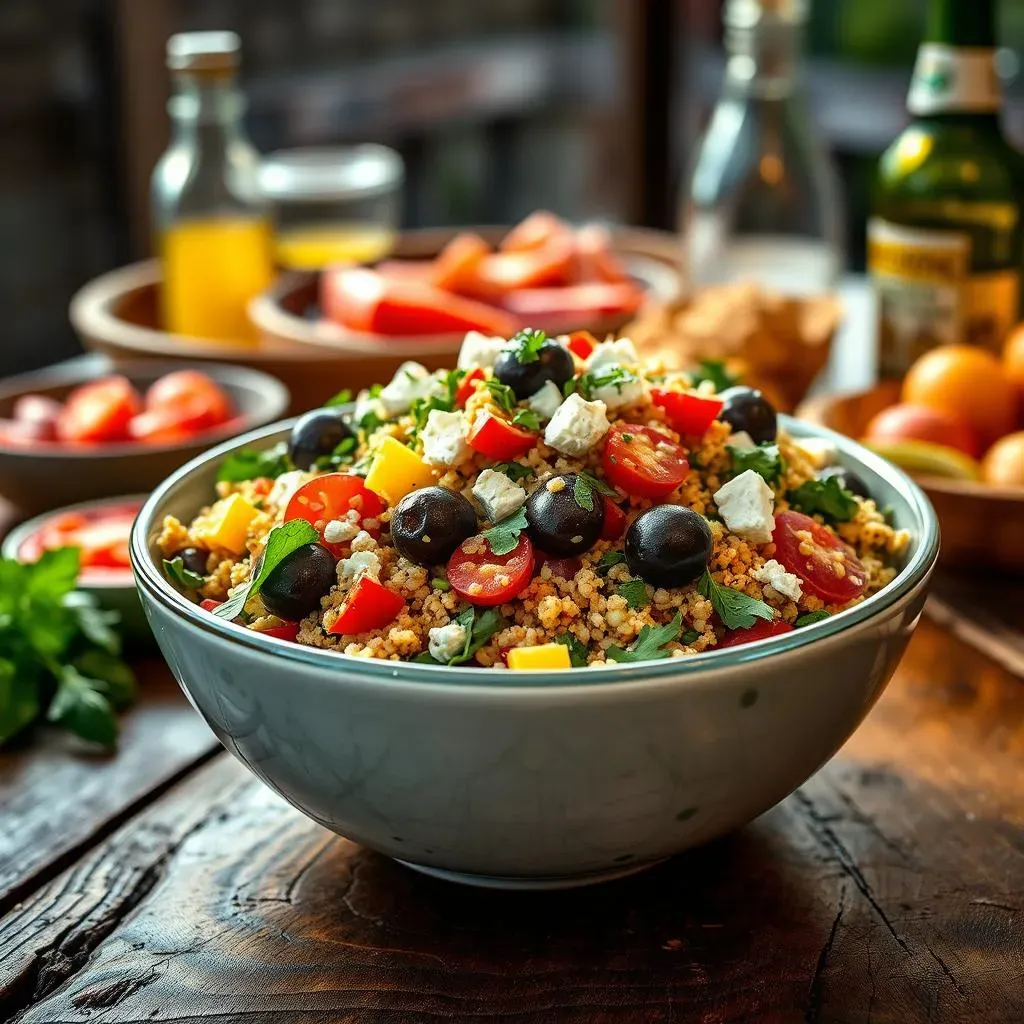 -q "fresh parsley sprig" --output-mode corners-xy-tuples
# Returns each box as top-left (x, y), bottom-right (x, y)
(407, 369), (465, 443)
(509, 328), (547, 364)
(605, 611), (683, 663)
(690, 360), (739, 393)
(480, 507), (528, 557)
(617, 578), (649, 611)
(511, 408), (541, 431)
(555, 631), (589, 667)
(787, 476), (858, 522)
(483, 378), (517, 413)
(217, 444), (291, 483)
(314, 435), (358, 471)
(415, 606), (506, 666)
(728, 442), (784, 485)
(595, 550), (626, 575)
(572, 471), (618, 511)
(697, 570), (774, 630)
(577, 365), (639, 401)
(795, 610), (831, 627)
(493, 462), (533, 483)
